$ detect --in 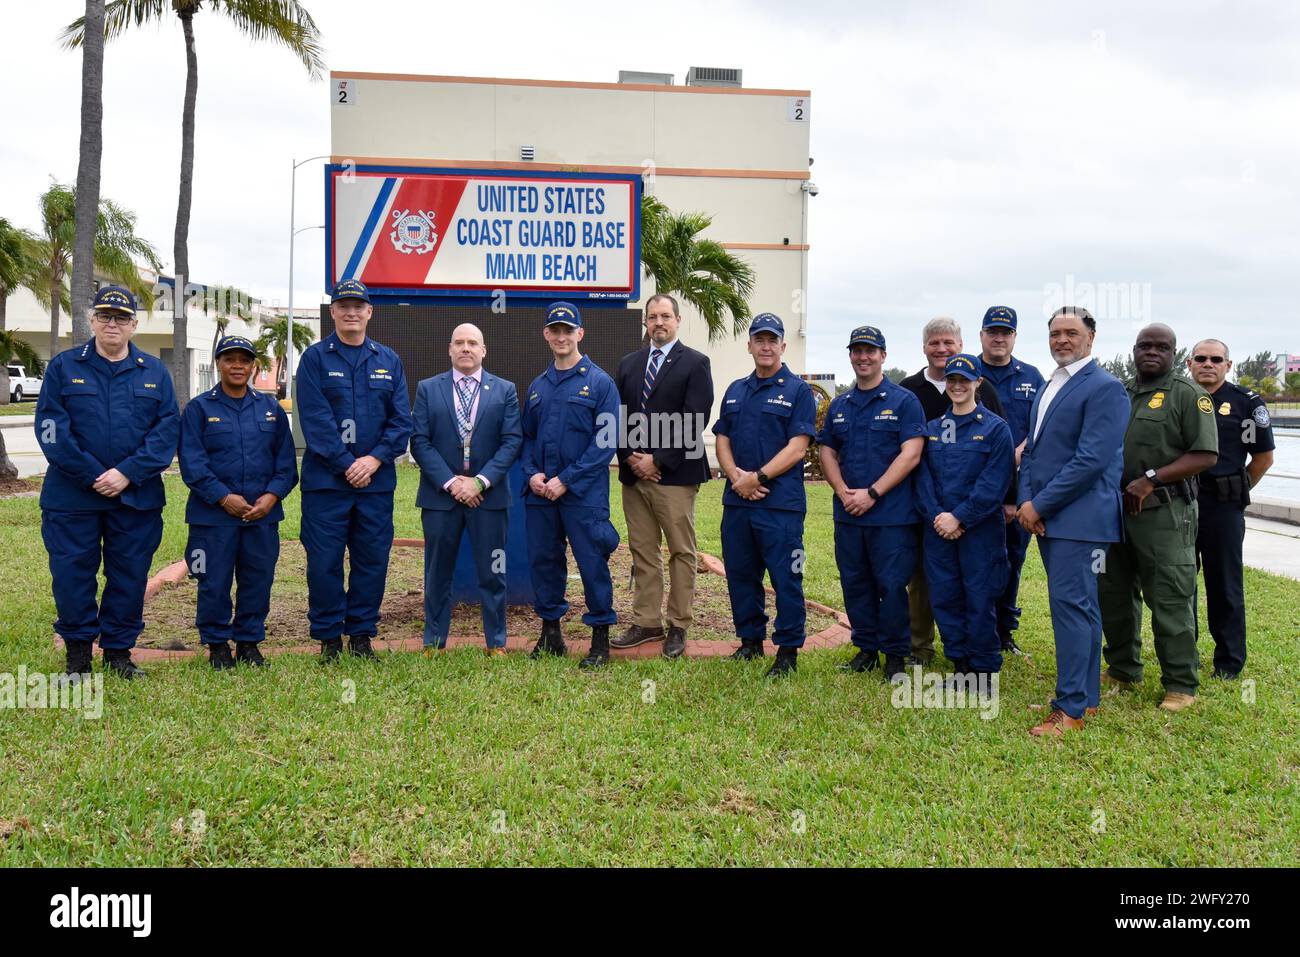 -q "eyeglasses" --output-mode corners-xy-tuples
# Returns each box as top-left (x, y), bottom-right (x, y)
(92, 314), (135, 326)
(1192, 355), (1226, 365)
